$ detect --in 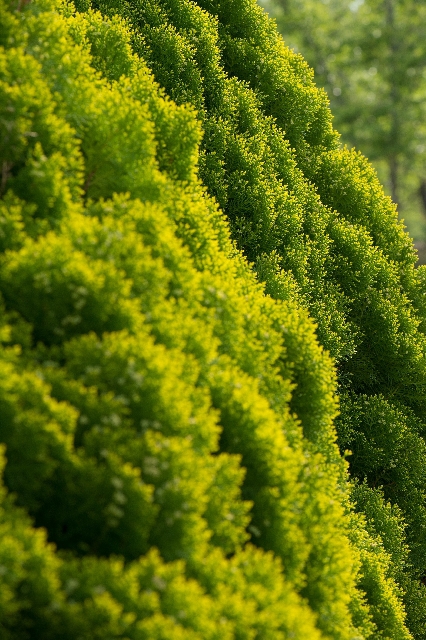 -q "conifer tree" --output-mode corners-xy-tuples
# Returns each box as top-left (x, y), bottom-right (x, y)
(0, 0), (425, 638)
